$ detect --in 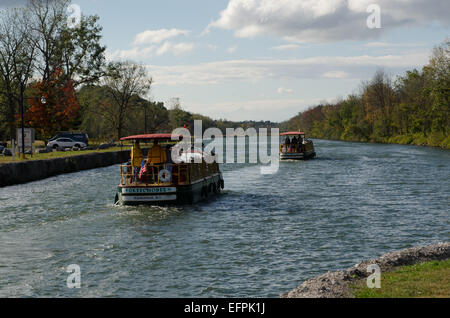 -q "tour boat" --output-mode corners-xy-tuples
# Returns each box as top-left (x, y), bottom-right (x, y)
(115, 134), (224, 205)
(280, 131), (316, 160)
